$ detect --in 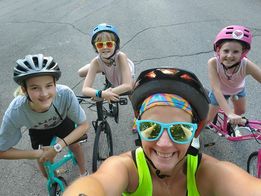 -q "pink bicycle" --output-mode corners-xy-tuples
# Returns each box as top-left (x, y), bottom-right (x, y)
(207, 110), (261, 178)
